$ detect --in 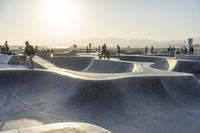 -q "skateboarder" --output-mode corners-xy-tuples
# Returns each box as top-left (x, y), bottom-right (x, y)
(23, 41), (35, 69)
